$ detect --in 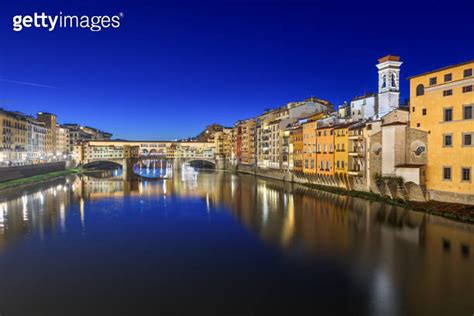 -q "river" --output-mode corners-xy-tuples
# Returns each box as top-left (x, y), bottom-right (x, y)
(0, 170), (473, 315)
